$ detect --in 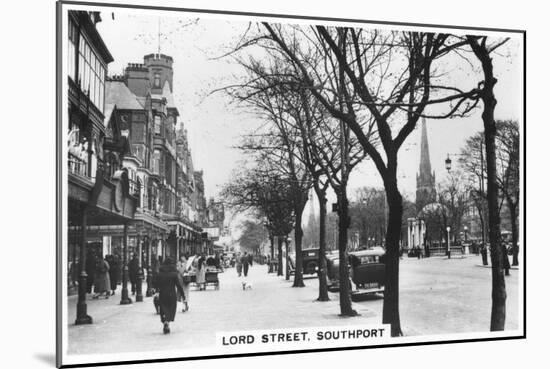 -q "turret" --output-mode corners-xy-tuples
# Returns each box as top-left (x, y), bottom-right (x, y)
(144, 53), (174, 93)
